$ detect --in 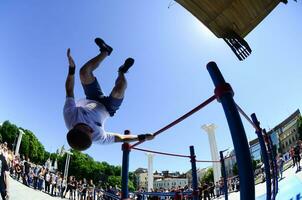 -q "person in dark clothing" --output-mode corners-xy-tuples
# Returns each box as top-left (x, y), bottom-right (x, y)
(294, 143), (301, 172)
(0, 153), (9, 200)
(203, 183), (210, 200)
(23, 158), (31, 182)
